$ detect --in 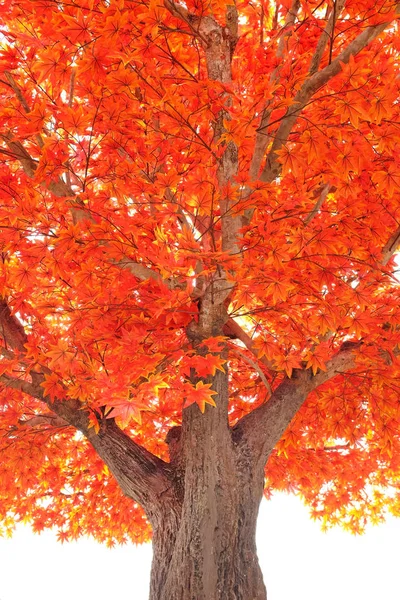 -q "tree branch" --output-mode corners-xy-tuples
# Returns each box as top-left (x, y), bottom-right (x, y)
(1, 132), (73, 198)
(19, 412), (69, 429)
(249, 0), (300, 181)
(87, 419), (177, 519)
(0, 301), (175, 516)
(308, 0), (346, 76)
(1, 134), (186, 290)
(233, 344), (358, 467)
(1, 132), (38, 178)
(382, 225), (400, 265)
(4, 71), (44, 149)
(231, 347), (272, 397)
(4, 71), (31, 114)
(0, 373), (43, 397)
(223, 317), (275, 371)
(0, 298), (28, 353)
(164, 0), (190, 21)
(116, 259), (181, 290)
(259, 4), (400, 183)
(303, 182), (332, 225)
(163, 0), (204, 40)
